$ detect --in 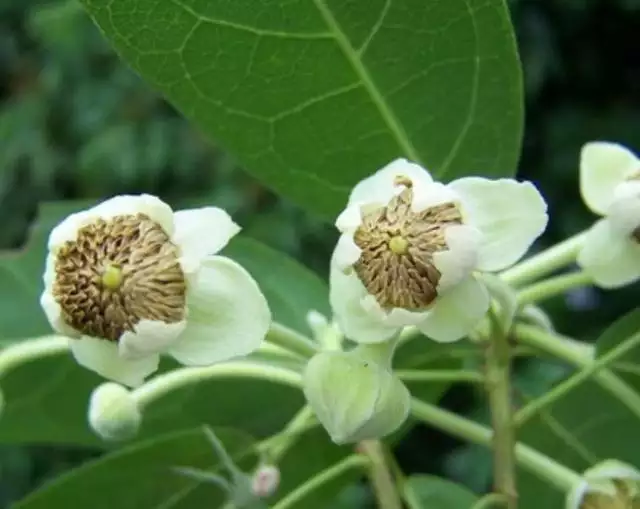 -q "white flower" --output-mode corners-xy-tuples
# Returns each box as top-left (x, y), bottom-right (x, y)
(330, 158), (548, 343)
(40, 194), (271, 387)
(577, 142), (640, 288)
(566, 460), (640, 509)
